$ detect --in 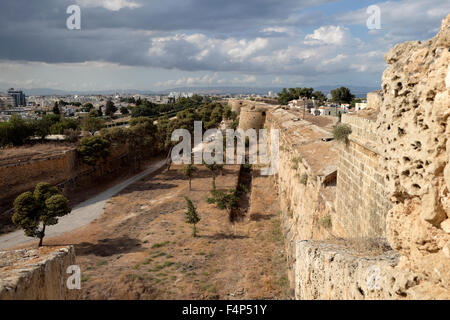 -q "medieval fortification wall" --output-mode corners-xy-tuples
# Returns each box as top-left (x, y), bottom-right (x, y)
(262, 15), (449, 299)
